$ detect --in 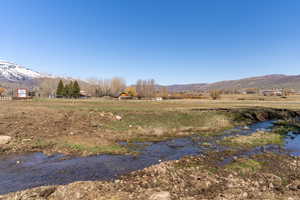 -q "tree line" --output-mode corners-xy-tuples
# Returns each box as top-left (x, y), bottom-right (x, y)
(86, 77), (126, 97)
(85, 78), (160, 99)
(56, 80), (81, 98)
